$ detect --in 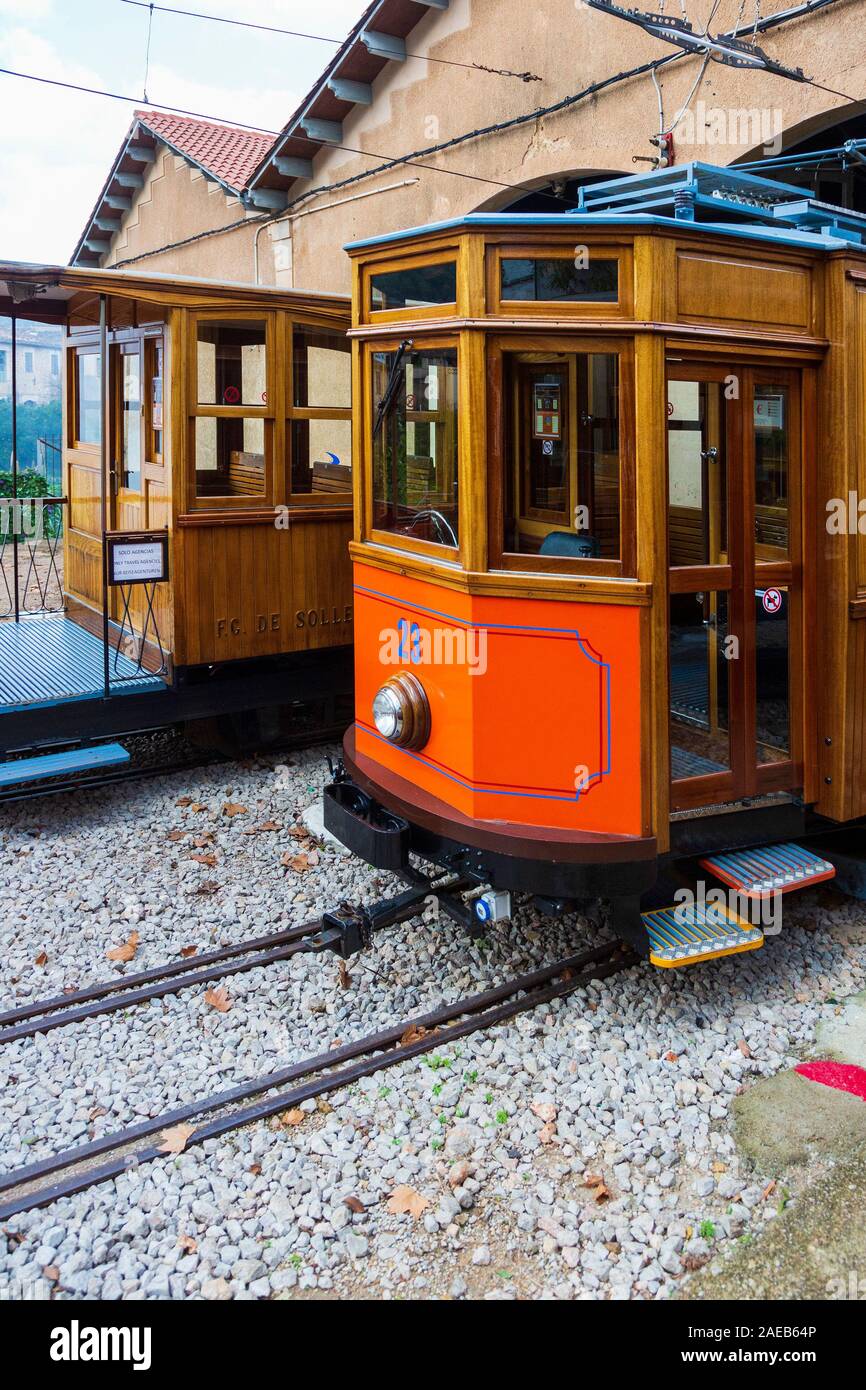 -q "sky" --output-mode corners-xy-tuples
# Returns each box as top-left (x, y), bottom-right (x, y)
(0, 0), (367, 263)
